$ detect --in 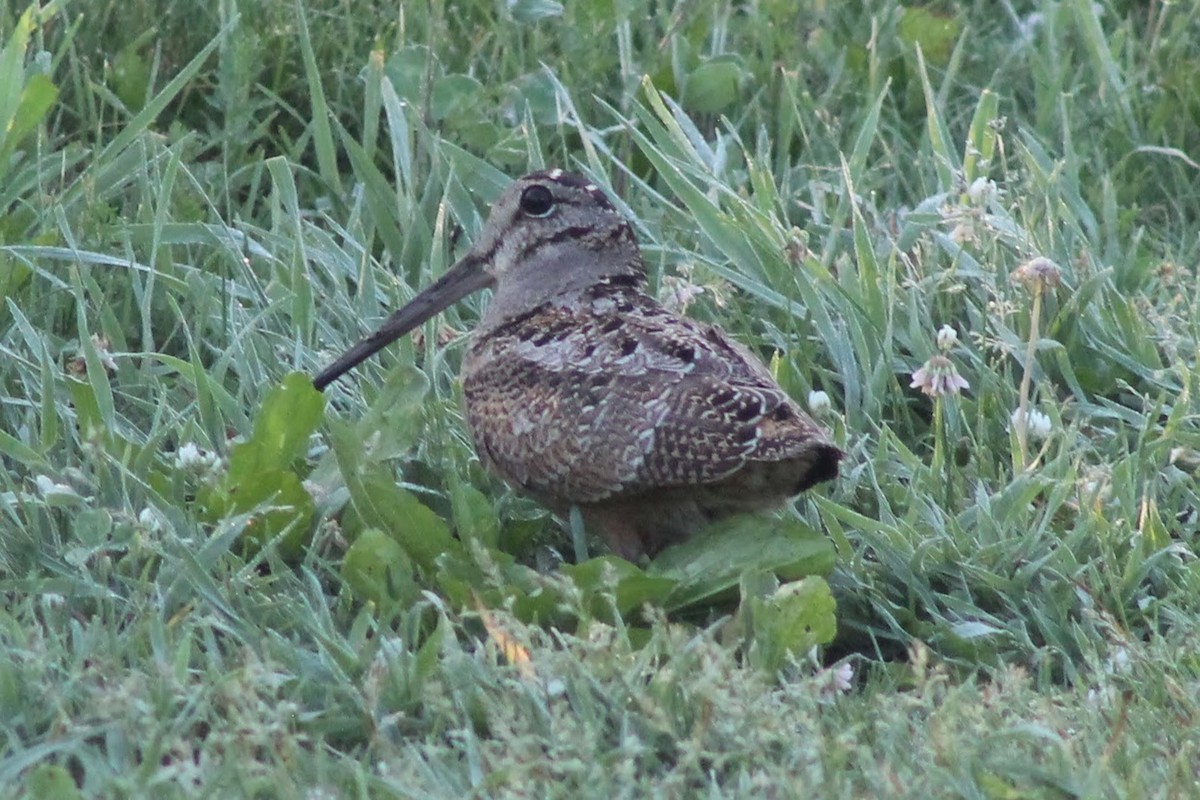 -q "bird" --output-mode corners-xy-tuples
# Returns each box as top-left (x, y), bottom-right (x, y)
(313, 169), (843, 561)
